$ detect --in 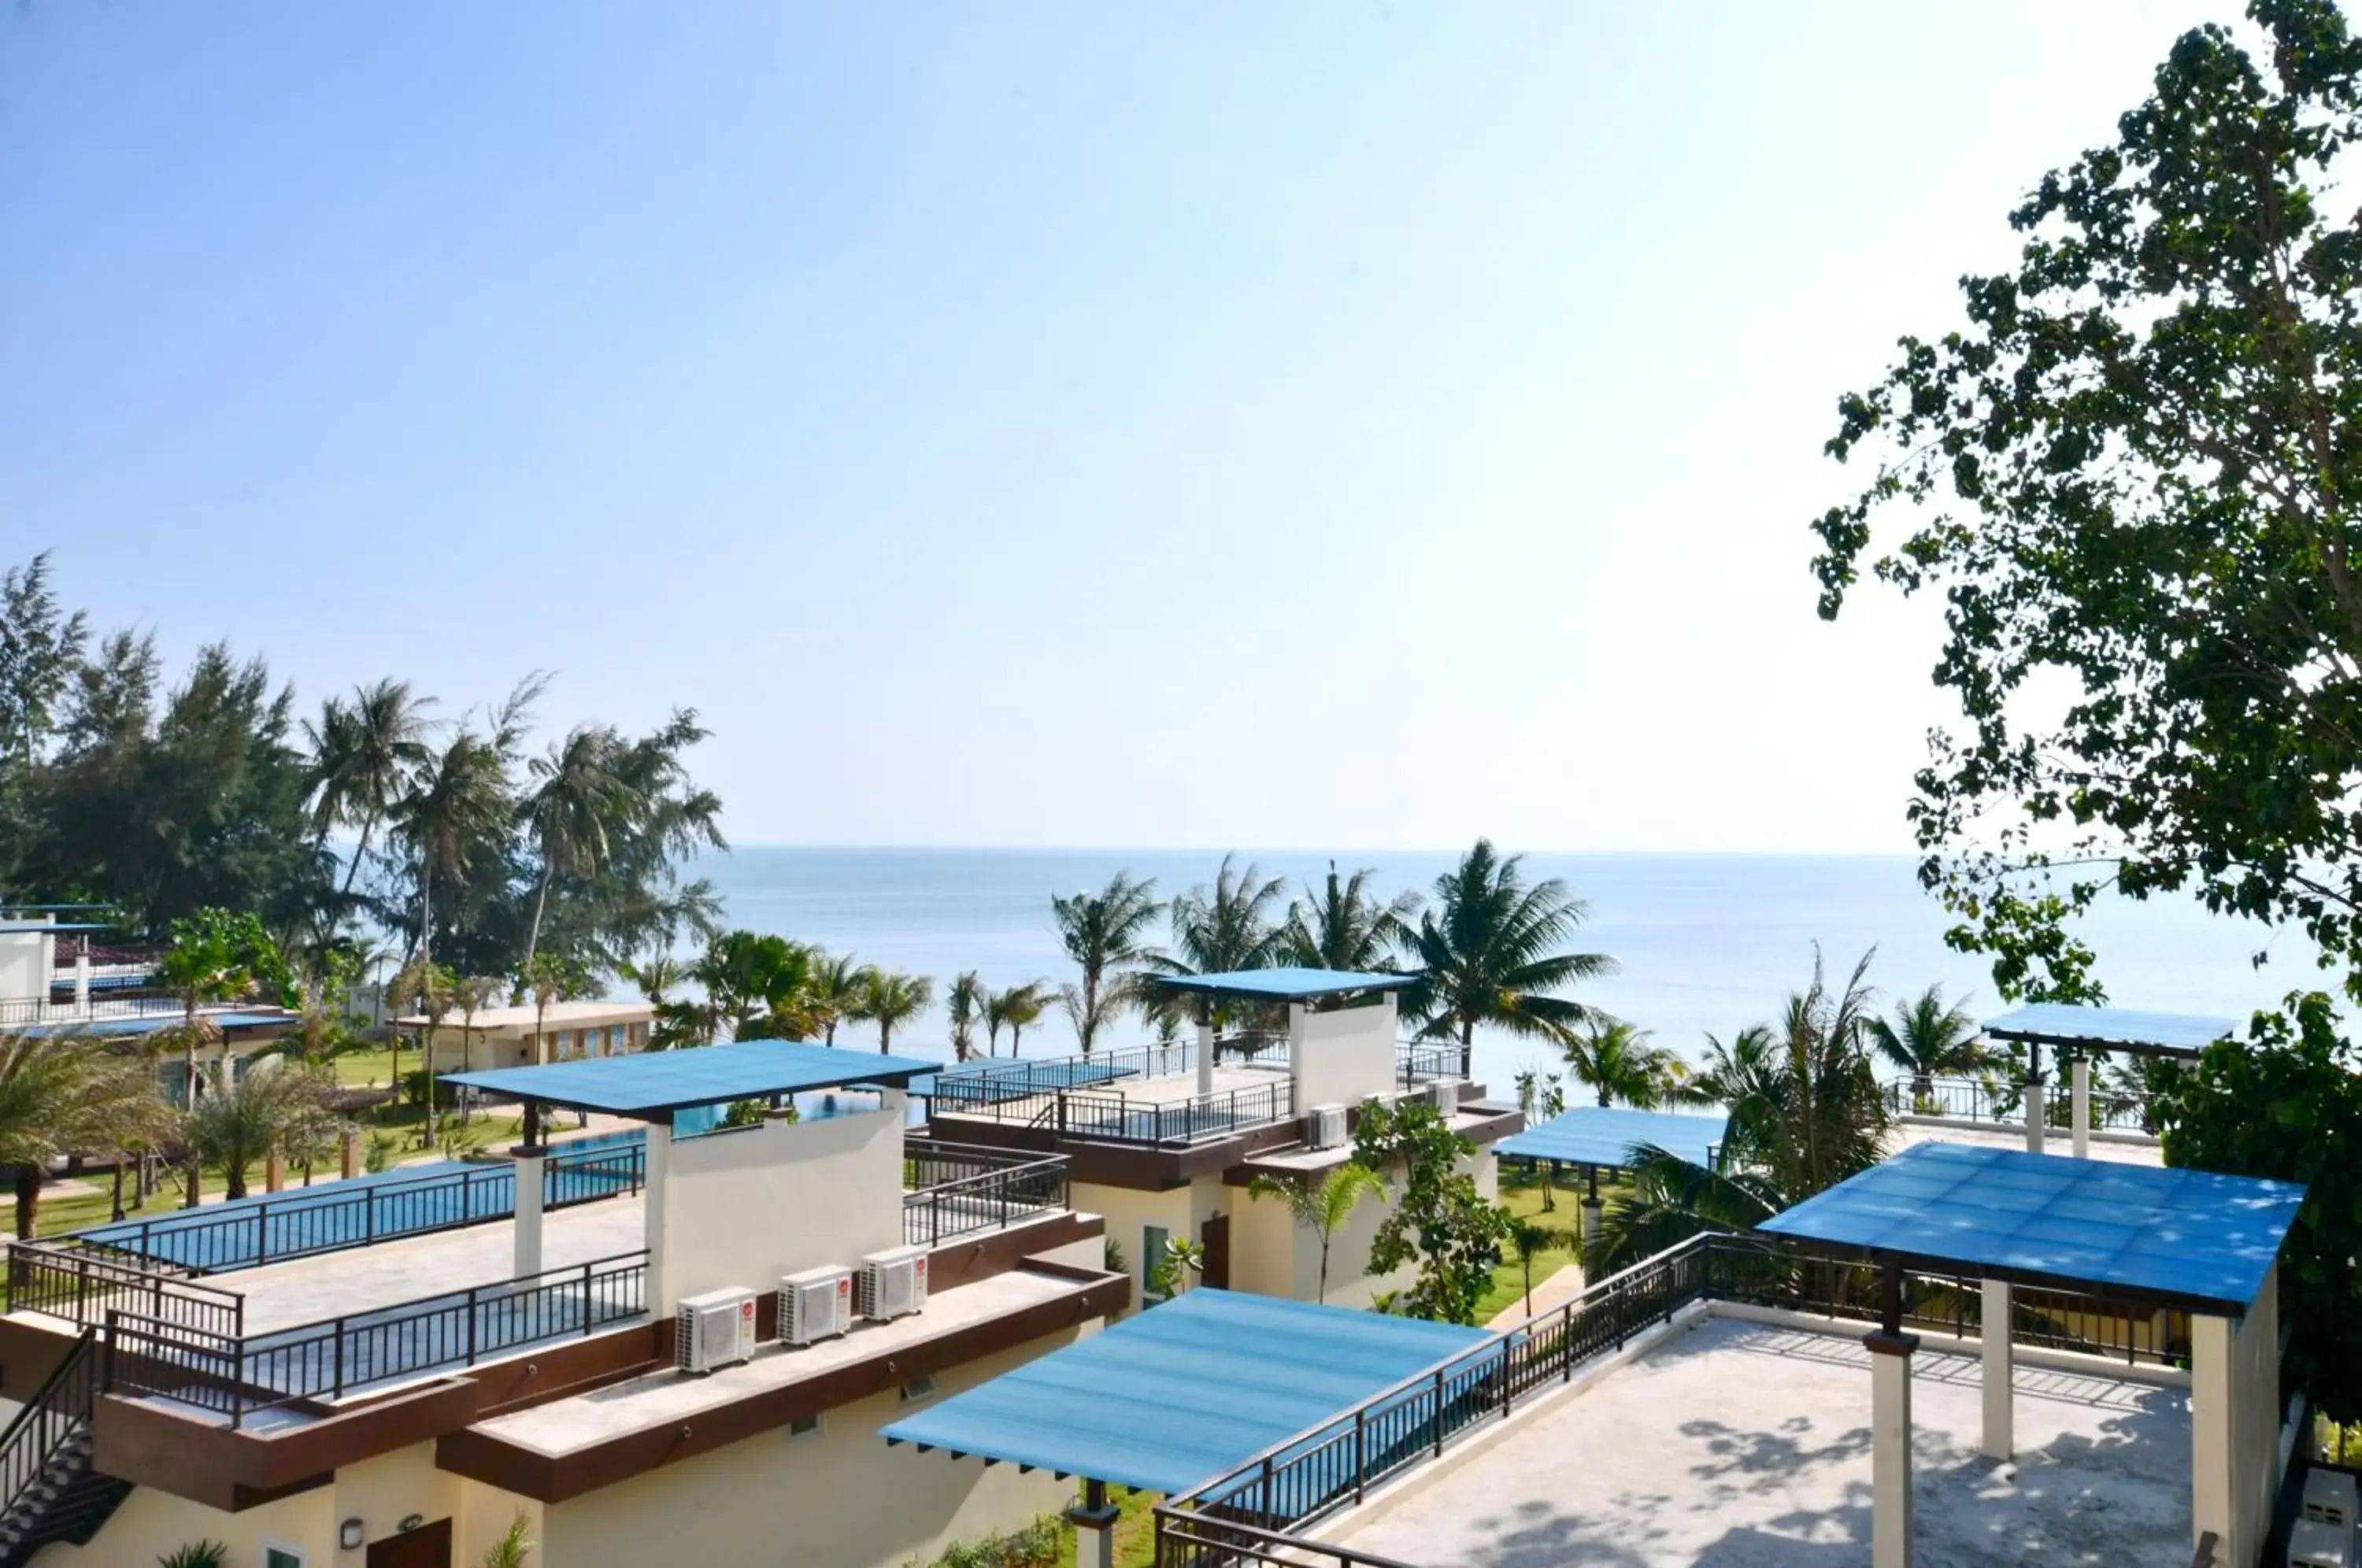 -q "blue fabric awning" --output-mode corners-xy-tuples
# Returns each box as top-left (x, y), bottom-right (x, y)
(1146, 967), (1416, 1001)
(444, 1038), (938, 1115)
(1982, 1003), (2241, 1056)
(1758, 1141), (2305, 1312)
(1497, 1106), (1728, 1170)
(880, 1288), (1485, 1493)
